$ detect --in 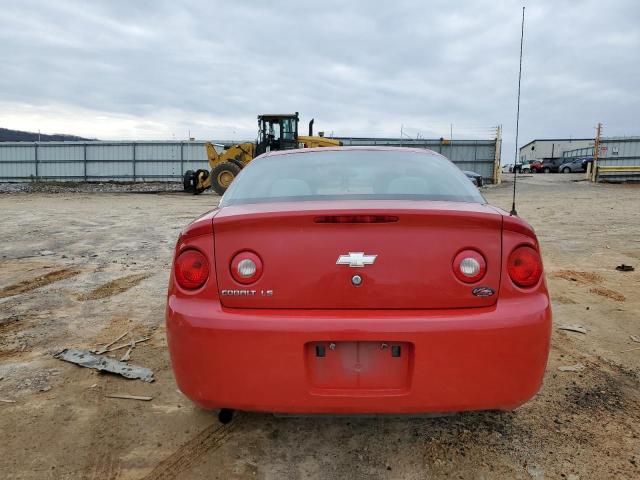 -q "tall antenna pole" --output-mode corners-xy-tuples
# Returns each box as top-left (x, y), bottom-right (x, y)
(511, 6), (525, 216)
